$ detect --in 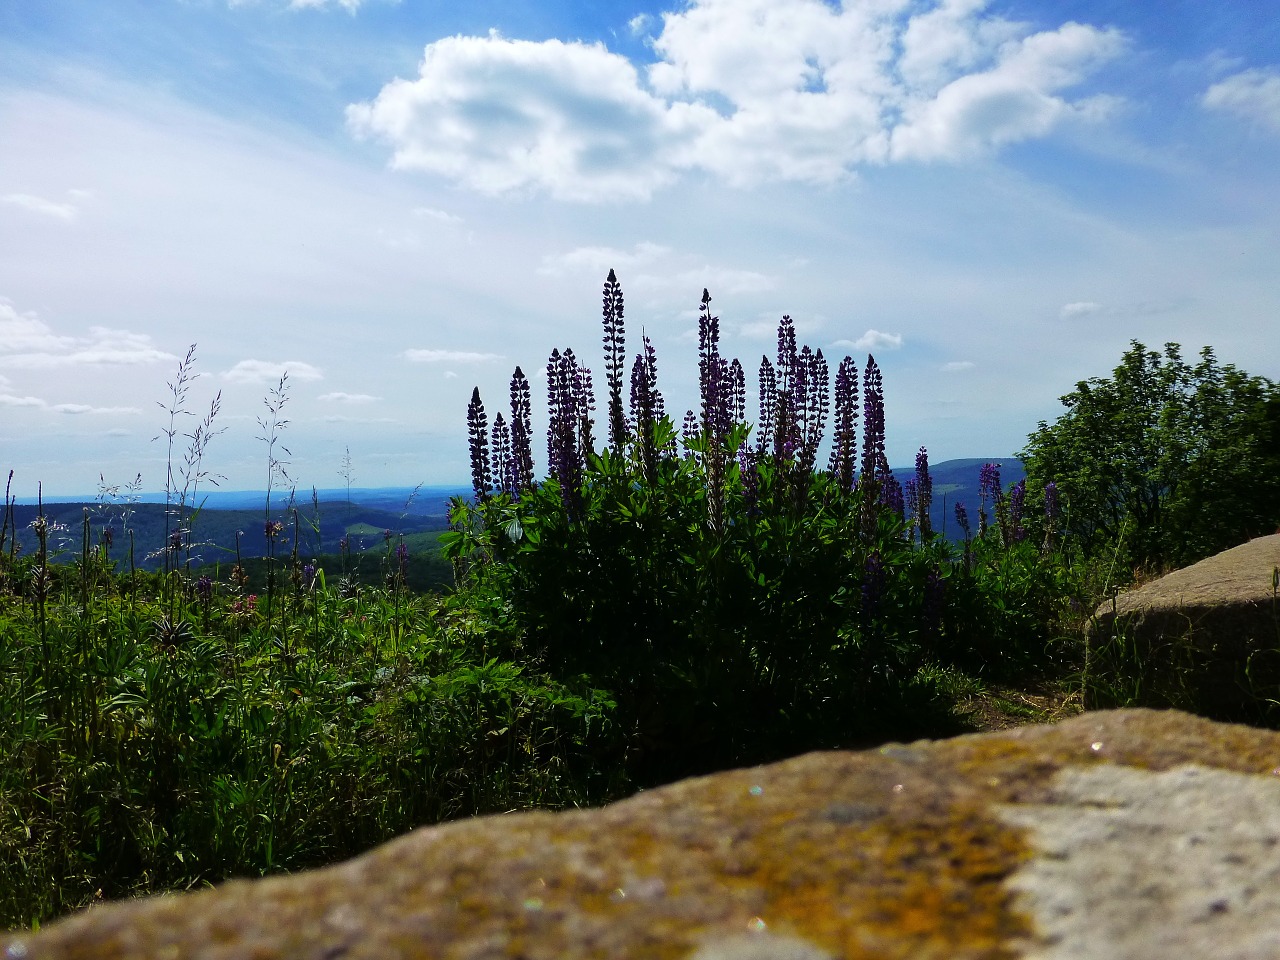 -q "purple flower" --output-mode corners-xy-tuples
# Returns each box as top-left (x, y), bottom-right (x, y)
(1043, 481), (1060, 521)
(302, 563), (317, 589)
(978, 462), (1002, 508)
(395, 541), (408, 571)
(602, 269), (627, 455)
(828, 356), (858, 492)
(1008, 479), (1027, 543)
(490, 412), (513, 497)
(954, 501), (972, 540)
(264, 520), (283, 541)
(195, 576), (213, 602)
(509, 366), (535, 493)
(467, 386), (492, 499)
(860, 357), (885, 485)
(914, 447), (933, 541)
